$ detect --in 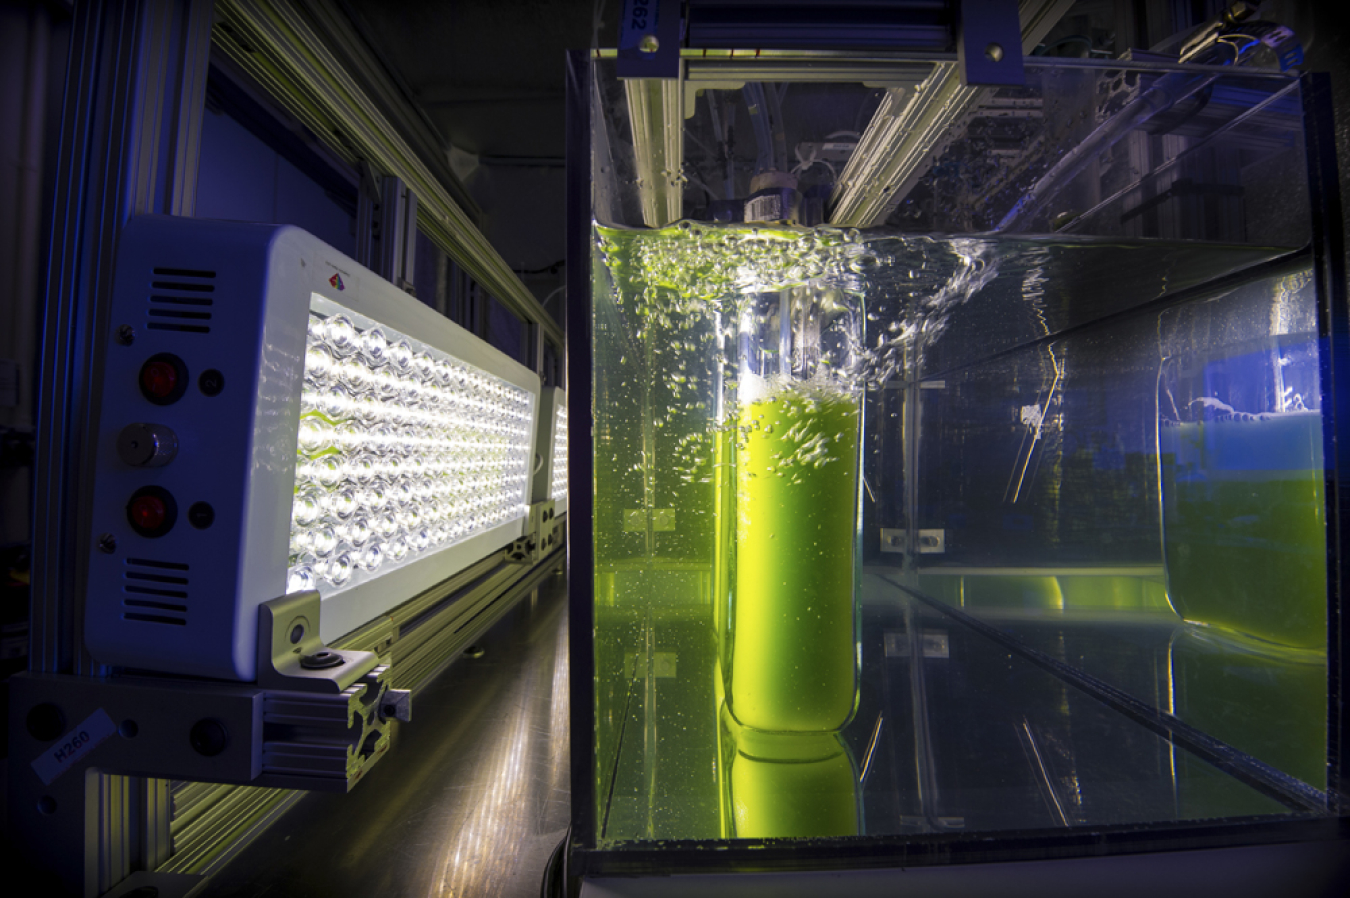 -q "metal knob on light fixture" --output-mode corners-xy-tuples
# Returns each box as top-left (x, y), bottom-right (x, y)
(116, 422), (179, 467)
